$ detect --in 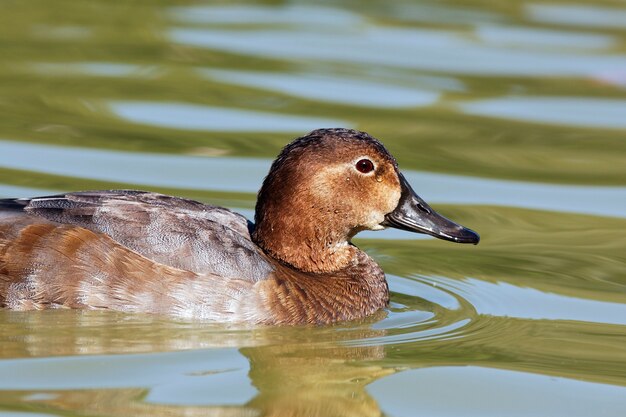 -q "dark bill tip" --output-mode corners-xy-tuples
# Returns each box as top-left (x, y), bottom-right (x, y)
(382, 173), (480, 245)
